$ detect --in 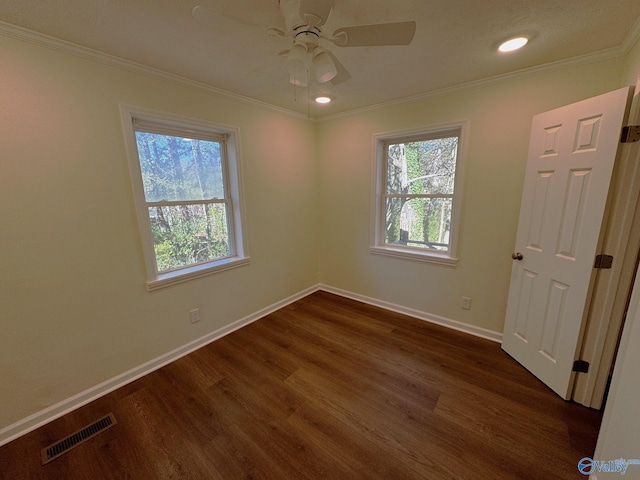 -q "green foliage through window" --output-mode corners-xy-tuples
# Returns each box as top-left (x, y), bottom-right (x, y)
(134, 131), (232, 273)
(384, 133), (459, 252)
(148, 204), (230, 272)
